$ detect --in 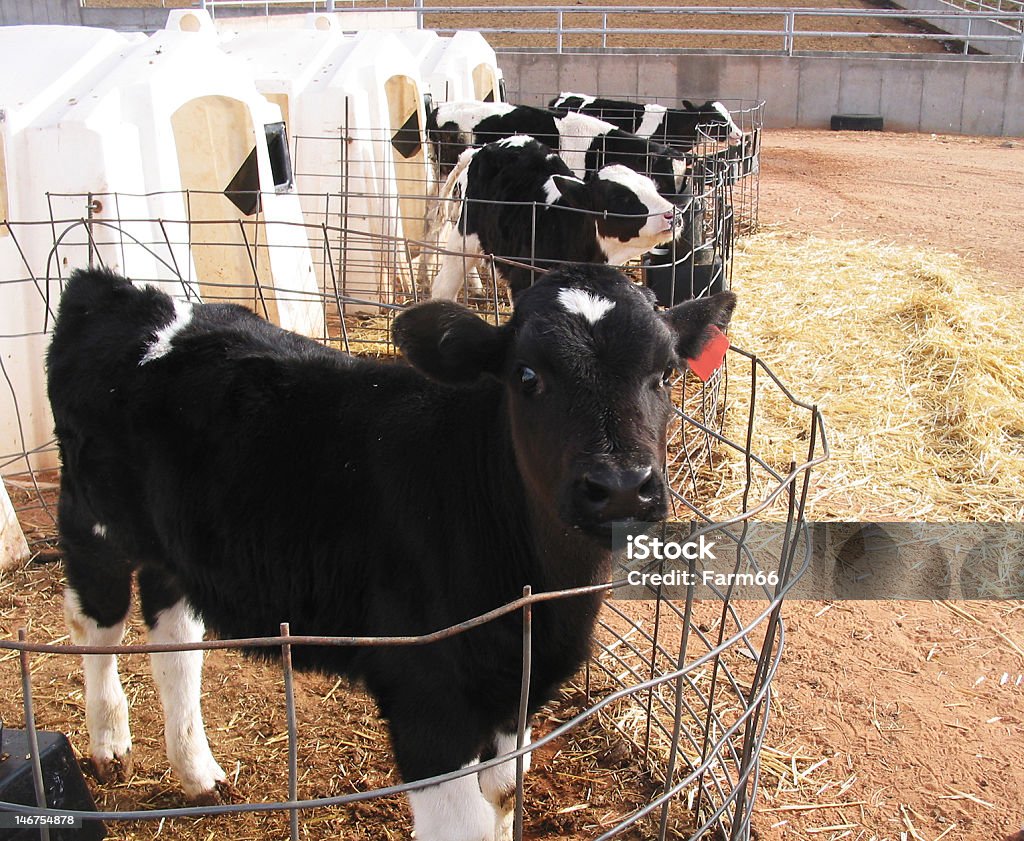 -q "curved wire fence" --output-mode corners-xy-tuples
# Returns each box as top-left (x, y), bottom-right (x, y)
(0, 198), (826, 840)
